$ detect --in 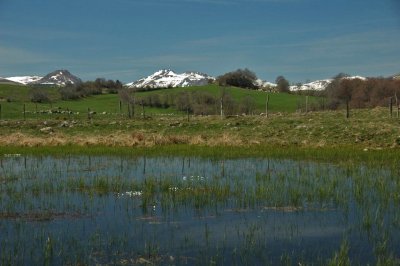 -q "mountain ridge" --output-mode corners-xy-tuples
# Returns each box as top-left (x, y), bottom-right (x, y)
(3, 69), (396, 91)
(3, 70), (81, 86)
